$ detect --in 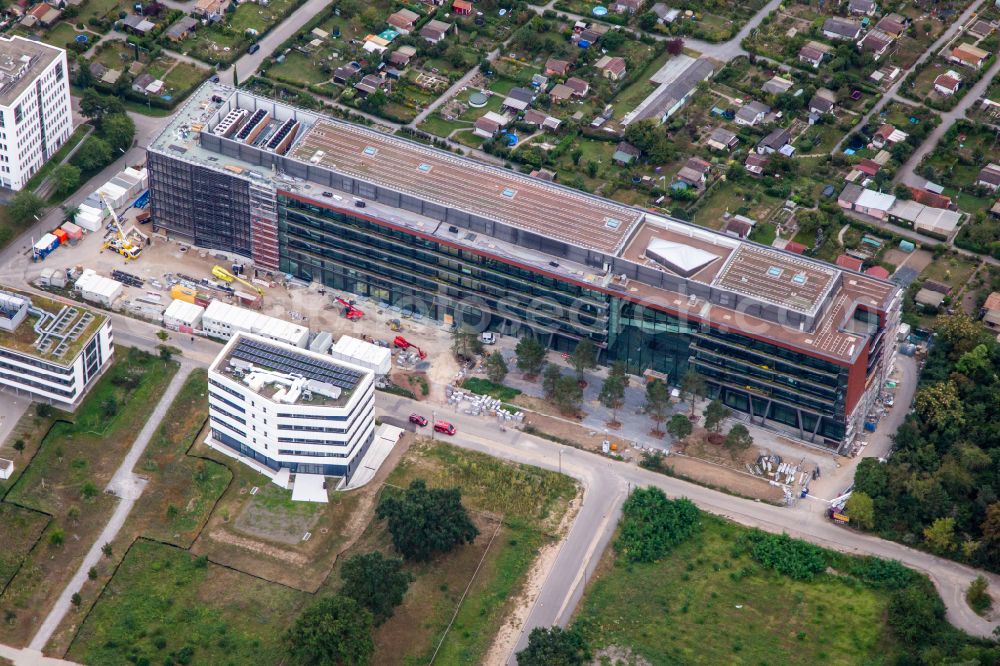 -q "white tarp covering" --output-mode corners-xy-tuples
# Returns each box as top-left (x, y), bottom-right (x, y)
(330, 335), (392, 376)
